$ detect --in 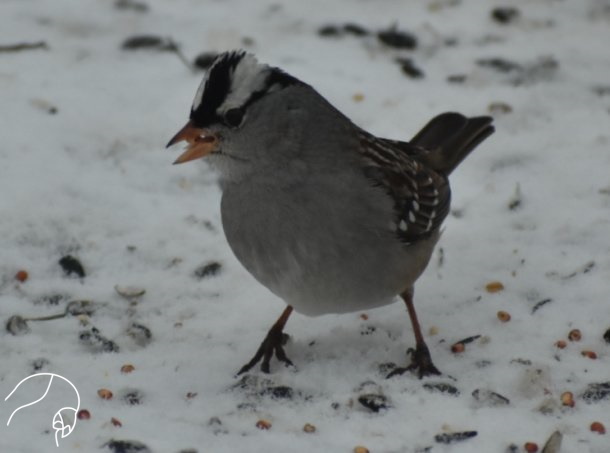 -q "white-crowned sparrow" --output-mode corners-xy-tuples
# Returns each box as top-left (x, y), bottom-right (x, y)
(167, 50), (494, 378)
